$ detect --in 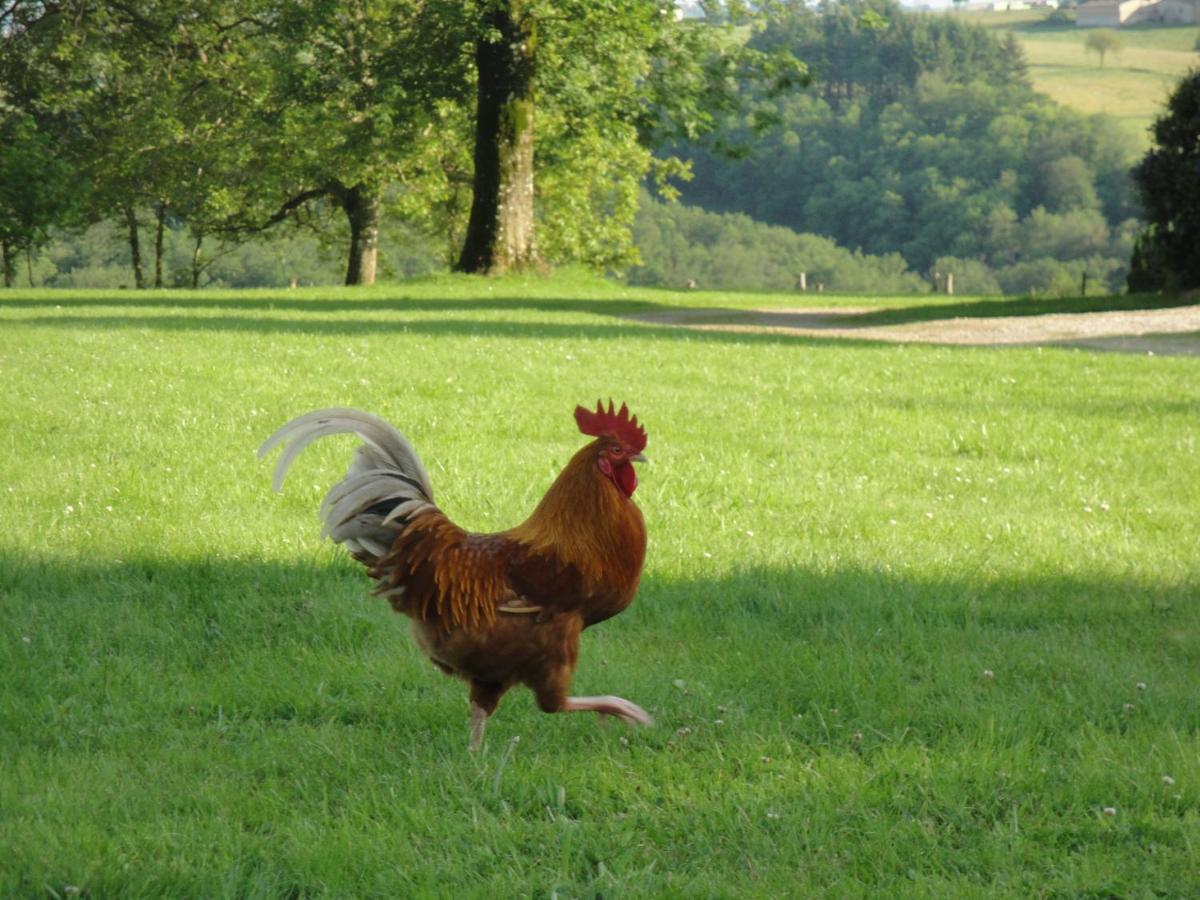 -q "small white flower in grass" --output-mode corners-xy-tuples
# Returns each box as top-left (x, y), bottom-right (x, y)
(766, 811), (780, 820)
(64, 505), (75, 515)
(105, 505), (113, 512)
(1100, 502), (1110, 512)
(745, 530), (754, 537)
(925, 512), (934, 519)
(982, 669), (994, 680)
(761, 756), (771, 764)
(619, 736), (629, 747)
(714, 719), (724, 726)
(21, 636), (31, 644)
(1136, 682), (1147, 691)
(1103, 807), (1117, 817)
(676, 727), (691, 737)
(888, 519), (897, 526)
(1162, 775), (1175, 786)
(702, 551), (712, 558)
(1123, 703), (1136, 713)
(1084, 506), (1093, 514)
